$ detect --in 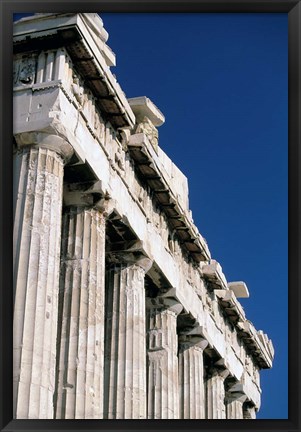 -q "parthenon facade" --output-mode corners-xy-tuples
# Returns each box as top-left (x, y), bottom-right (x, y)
(13, 13), (274, 420)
